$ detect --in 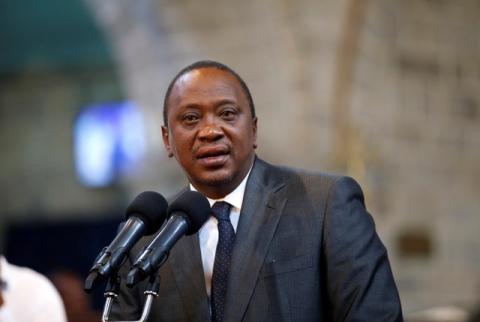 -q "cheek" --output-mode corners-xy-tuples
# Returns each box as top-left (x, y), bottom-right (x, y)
(235, 128), (255, 148)
(170, 131), (194, 156)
